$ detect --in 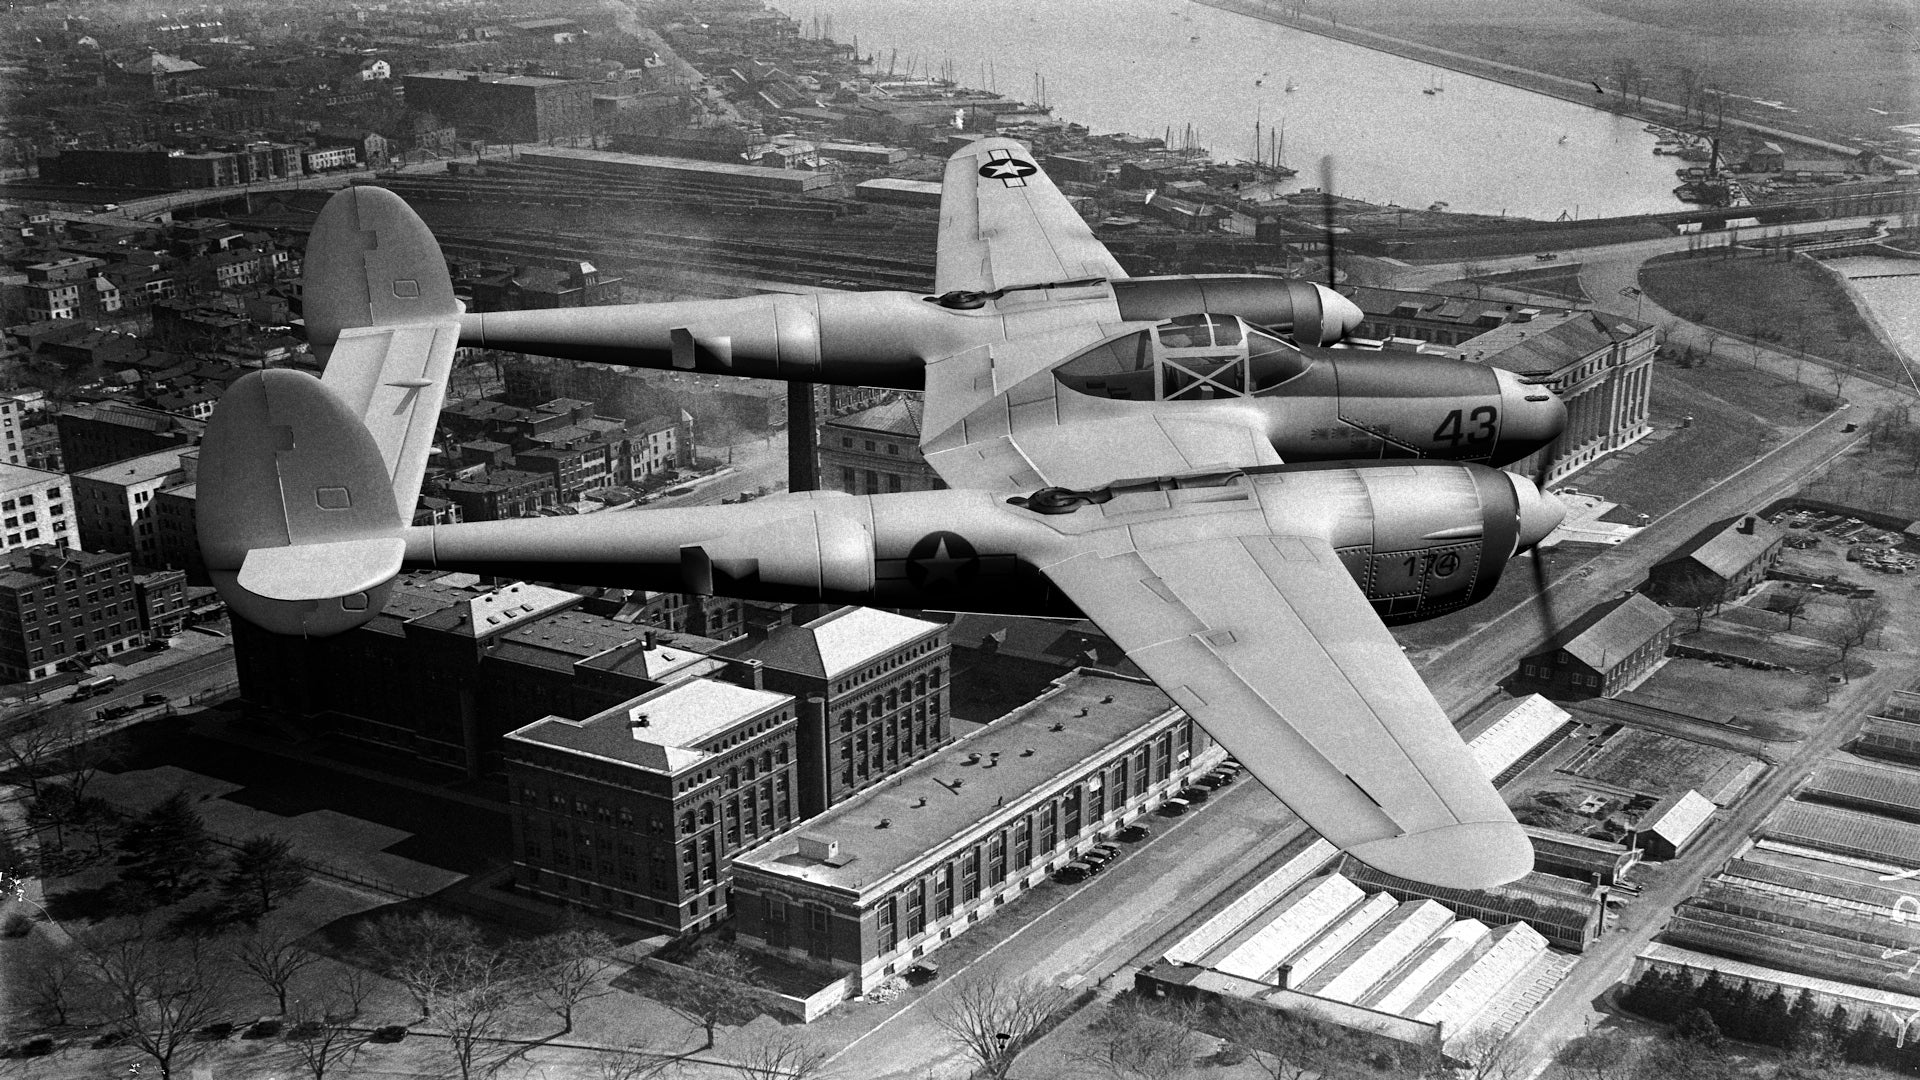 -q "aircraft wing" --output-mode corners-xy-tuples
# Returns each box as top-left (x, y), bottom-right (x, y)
(936, 137), (1128, 294)
(1036, 533), (1532, 890)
